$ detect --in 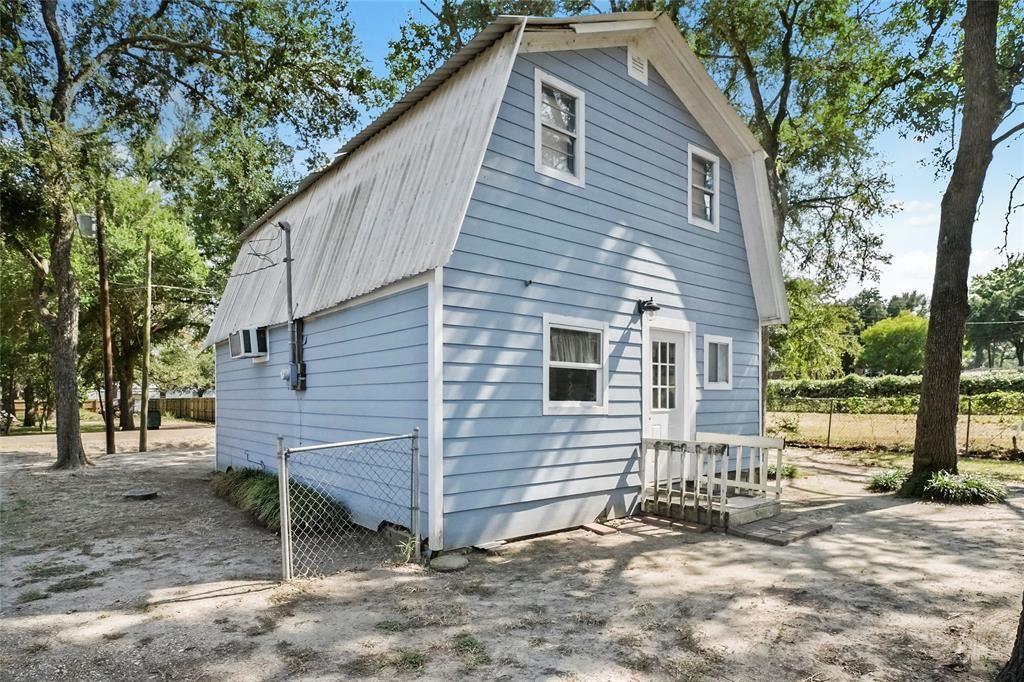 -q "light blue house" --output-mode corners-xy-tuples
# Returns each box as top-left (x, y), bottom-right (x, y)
(206, 13), (788, 552)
